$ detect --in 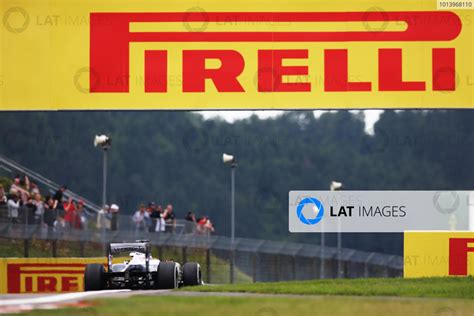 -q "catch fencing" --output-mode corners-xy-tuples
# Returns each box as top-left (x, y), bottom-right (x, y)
(0, 205), (403, 283)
